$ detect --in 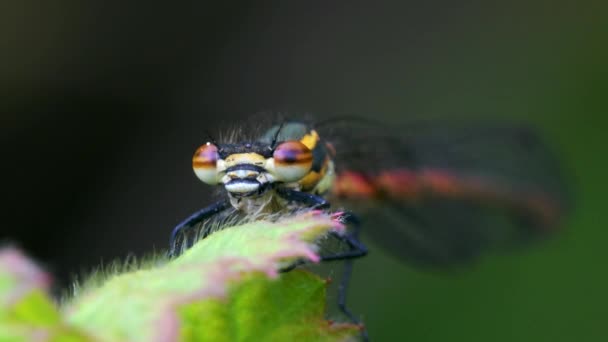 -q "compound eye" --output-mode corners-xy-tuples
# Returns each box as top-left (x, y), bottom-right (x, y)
(192, 143), (220, 185)
(272, 141), (313, 182)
